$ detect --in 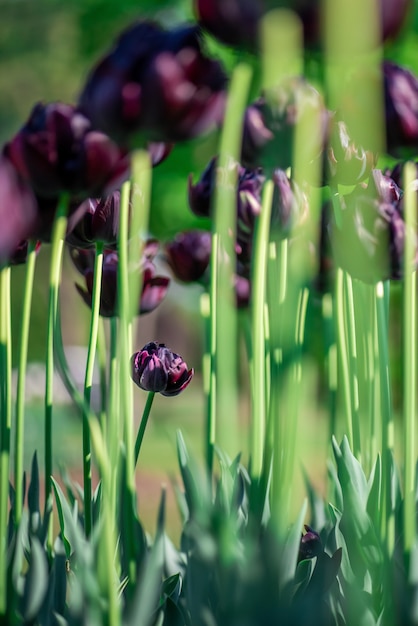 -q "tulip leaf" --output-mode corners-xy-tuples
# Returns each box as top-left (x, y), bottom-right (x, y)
(22, 536), (48, 622)
(52, 477), (81, 560)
